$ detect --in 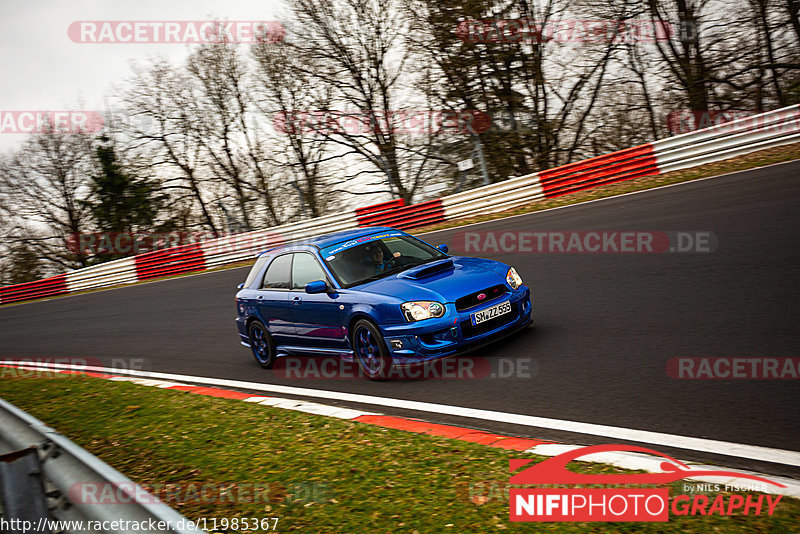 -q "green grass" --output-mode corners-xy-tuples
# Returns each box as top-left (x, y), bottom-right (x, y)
(0, 375), (797, 533)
